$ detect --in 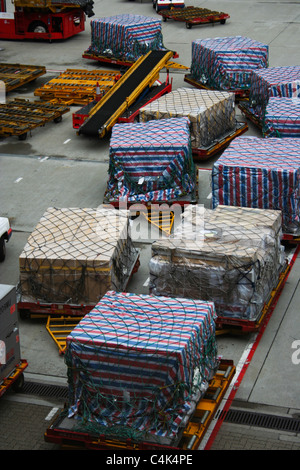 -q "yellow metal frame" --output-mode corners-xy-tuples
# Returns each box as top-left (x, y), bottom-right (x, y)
(85, 50), (174, 138)
(46, 315), (83, 354)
